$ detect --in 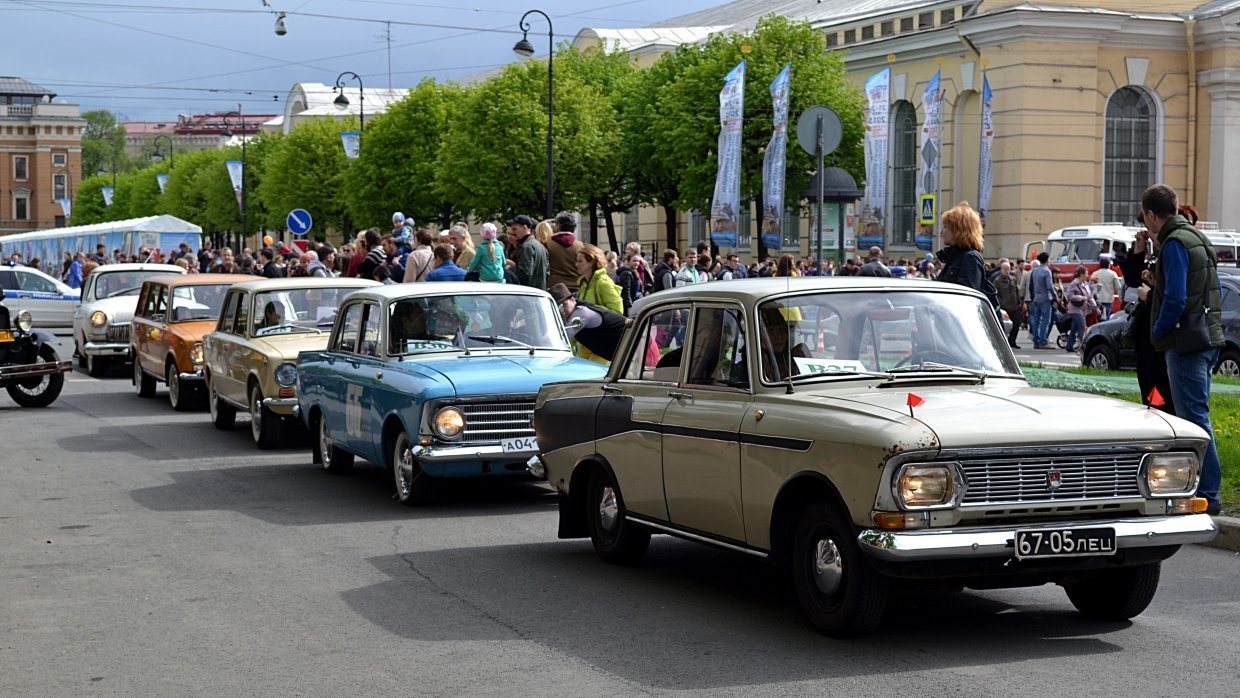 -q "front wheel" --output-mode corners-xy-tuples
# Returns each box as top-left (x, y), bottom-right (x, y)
(586, 467), (650, 565)
(6, 345), (65, 408)
(86, 353), (109, 378)
(1215, 349), (1240, 377)
(317, 412), (354, 475)
(1083, 343), (1117, 371)
(250, 385), (281, 449)
(167, 362), (194, 412)
(790, 503), (889, 638)
(392, 430), (435, 506)
(1063, 562), (1161, 621)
